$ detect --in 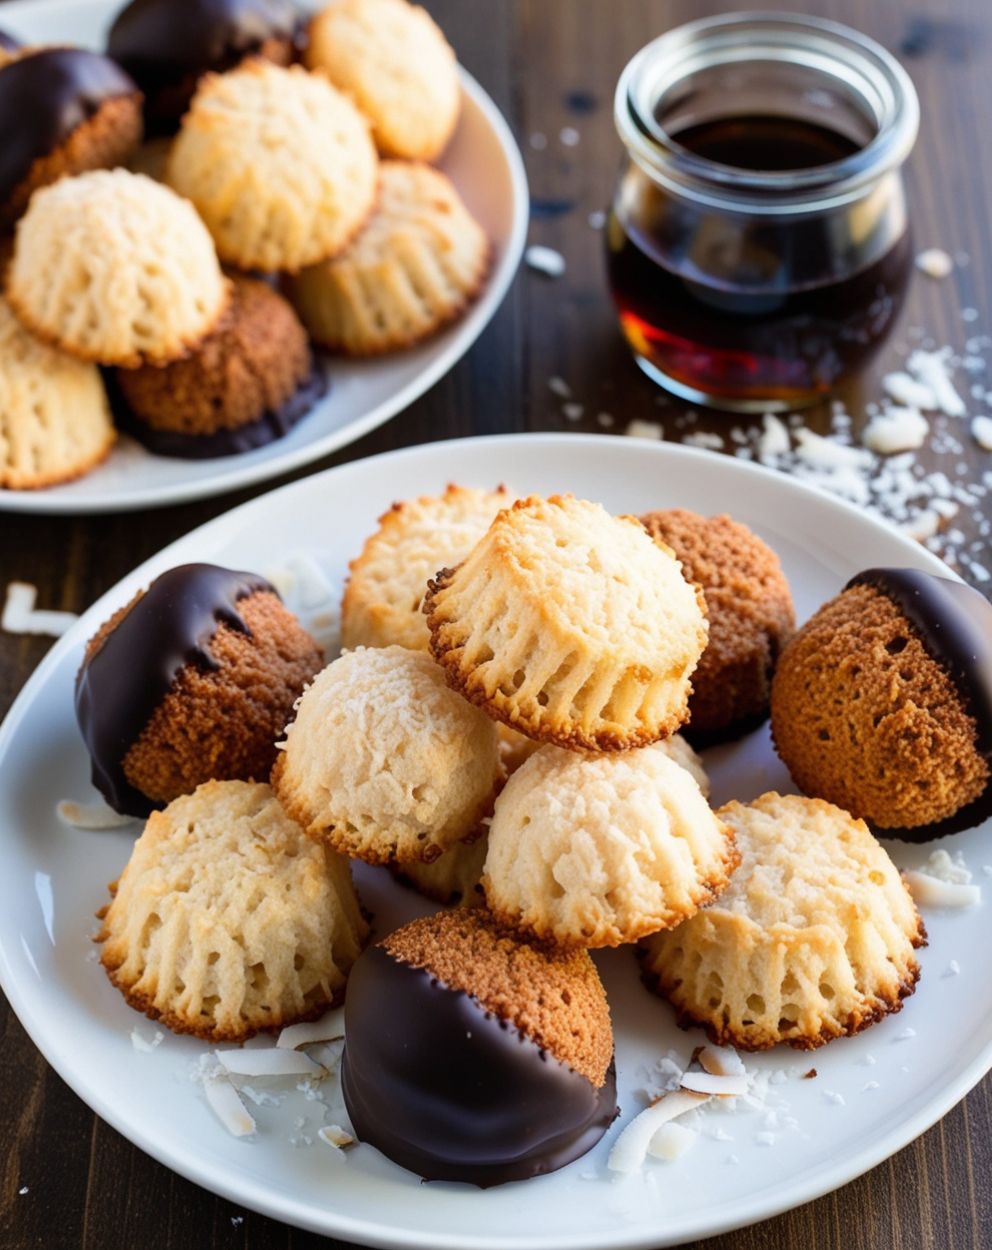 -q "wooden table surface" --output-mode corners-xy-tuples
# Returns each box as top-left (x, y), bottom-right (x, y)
(2, 0), (991, 1247)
